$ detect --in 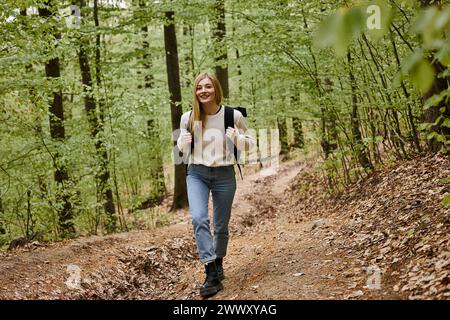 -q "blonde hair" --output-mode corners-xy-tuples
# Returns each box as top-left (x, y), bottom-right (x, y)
(189, 72), (223, 132)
